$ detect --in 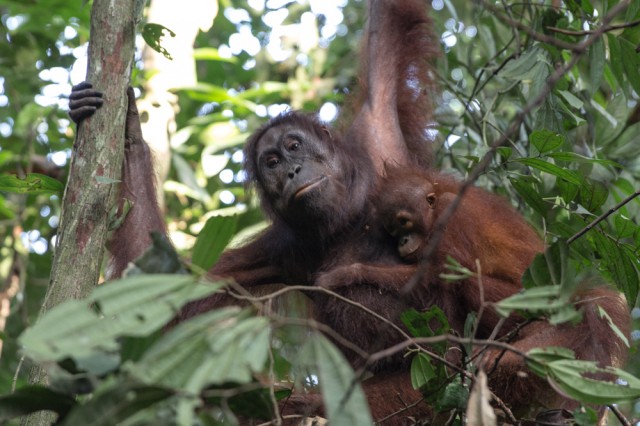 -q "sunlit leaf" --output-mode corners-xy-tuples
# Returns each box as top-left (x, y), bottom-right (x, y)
(20, 275), (223, 369)
(0, 173), (63, 194)
(141, 23), (175, 60)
